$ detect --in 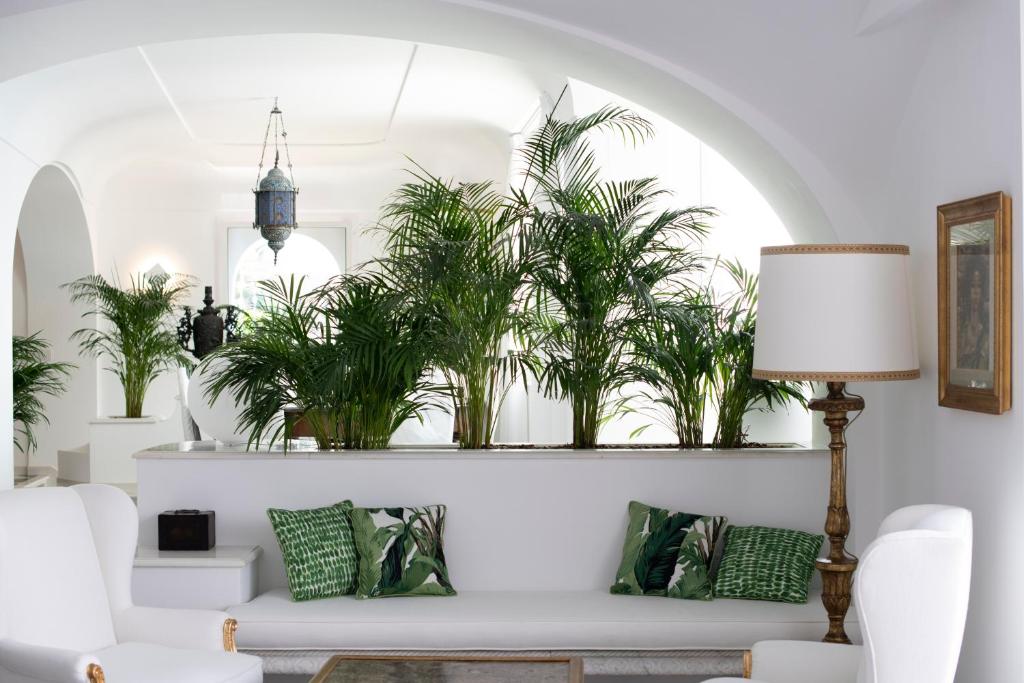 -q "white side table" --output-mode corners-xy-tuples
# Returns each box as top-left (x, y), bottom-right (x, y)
(133, 545), (262, 610)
